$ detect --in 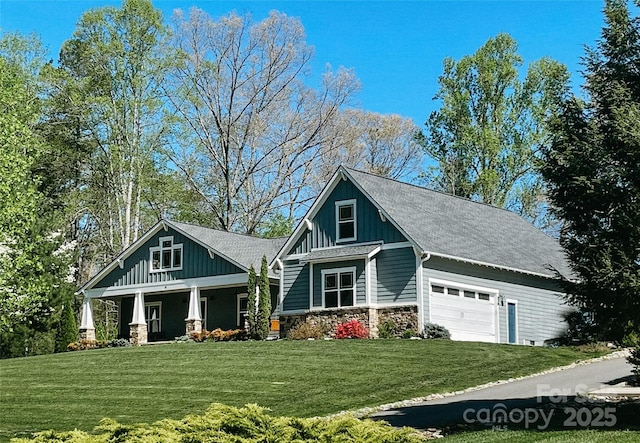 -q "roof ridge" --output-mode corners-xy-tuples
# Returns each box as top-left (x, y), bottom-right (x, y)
(167, 219), (288, 241)
(343, 166), (534, 221)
